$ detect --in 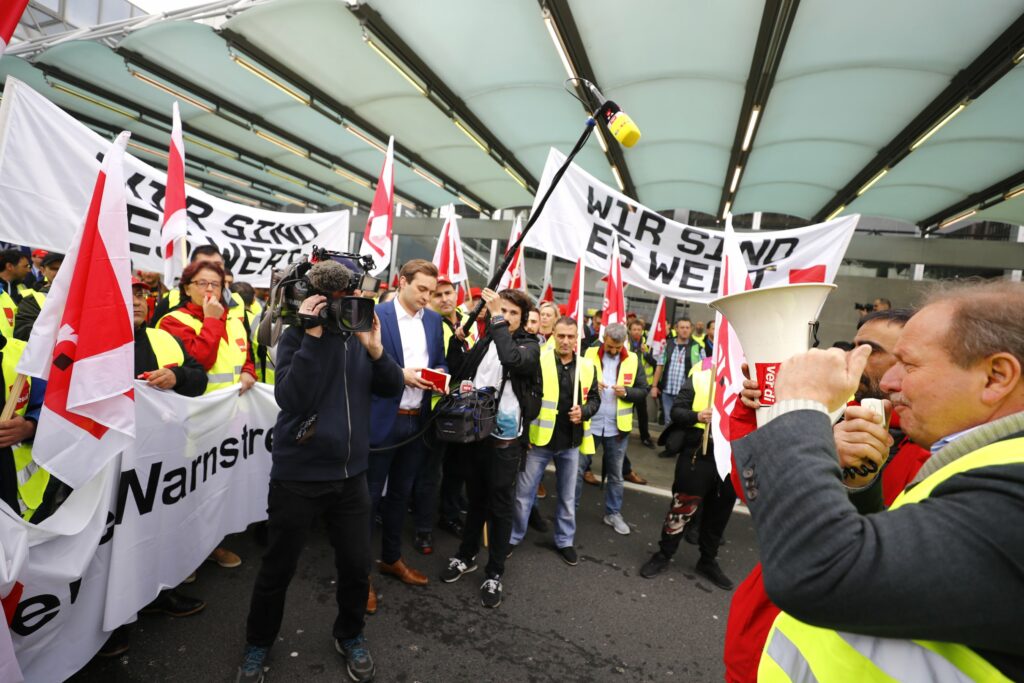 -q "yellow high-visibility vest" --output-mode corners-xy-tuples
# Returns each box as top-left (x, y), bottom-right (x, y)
(145, 327), (185, 369)
(0, 289), (18, 339)
(759, 436), (1024, 683)
(530, 348), (595, 455)
(158, 309), (248, 394)
(2, 338), (43, 519)
(583, 346), (641, 433)
(688, 365), (714, 432)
